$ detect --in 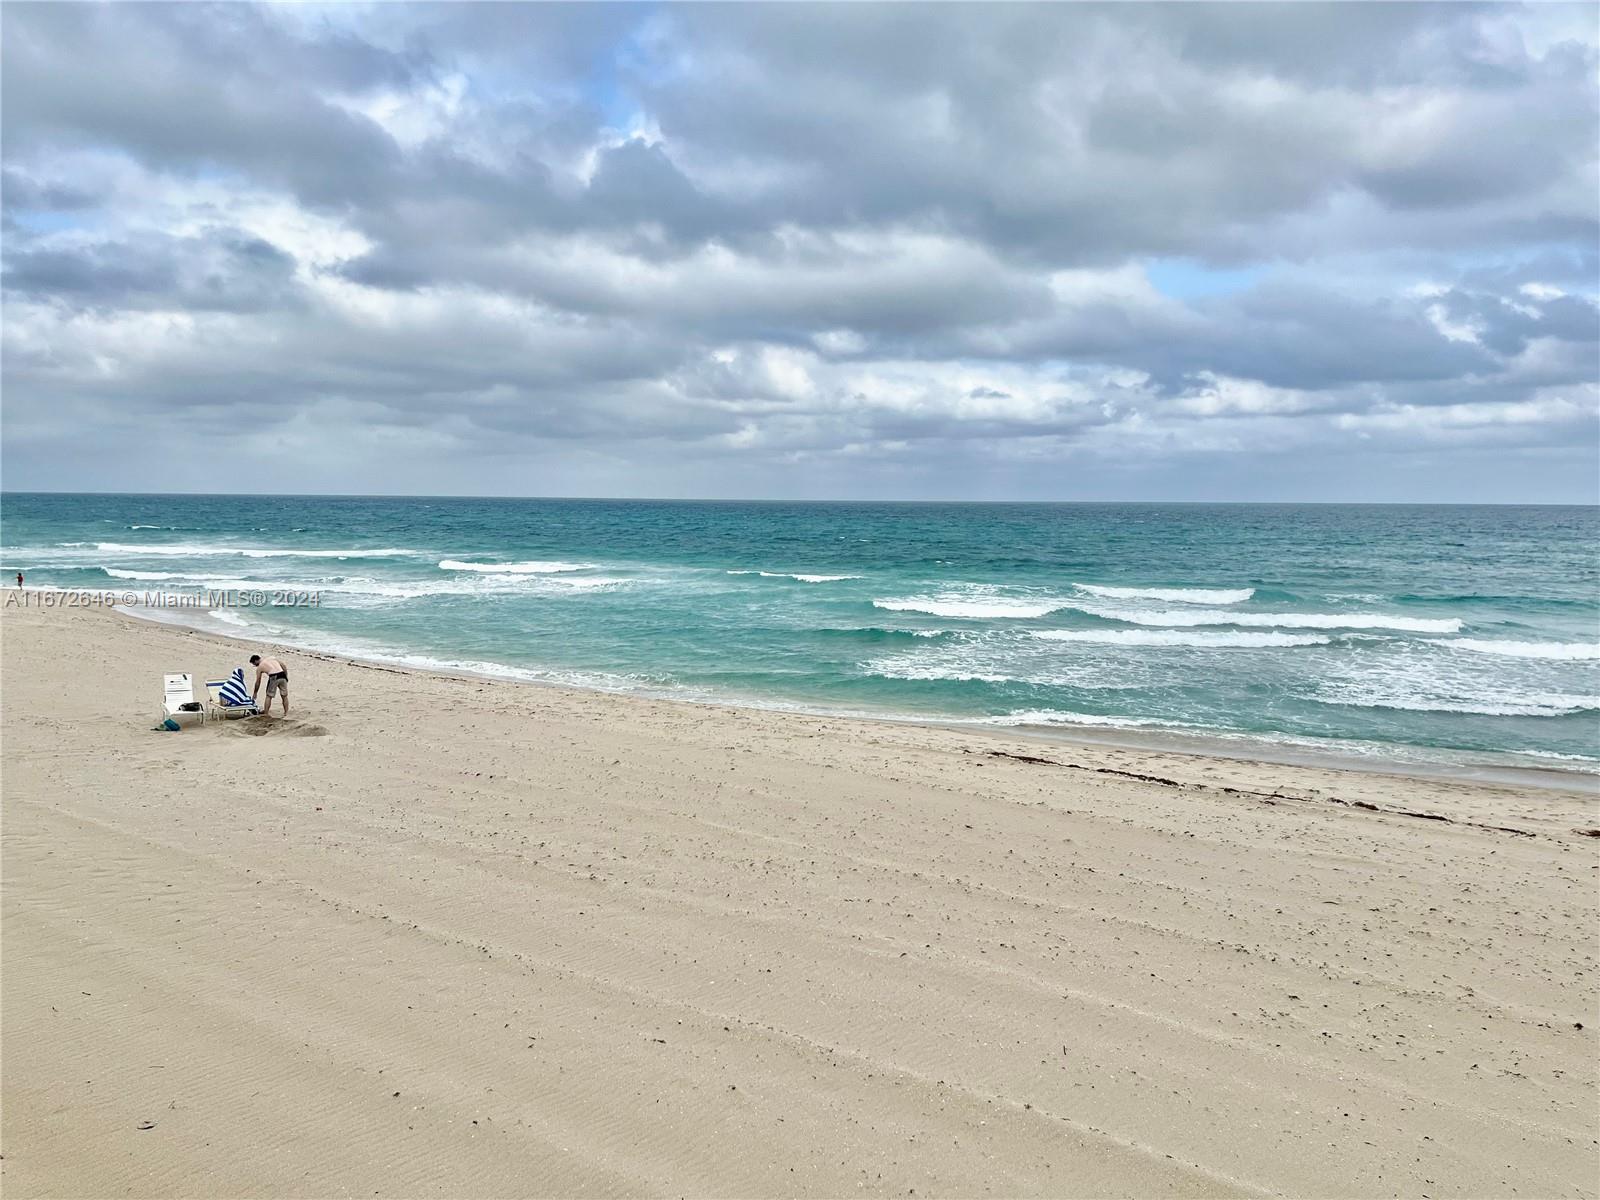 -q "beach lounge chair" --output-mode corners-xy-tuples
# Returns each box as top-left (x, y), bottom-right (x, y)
(205, 668), (259, 719)
(161, 672), (205, 725)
